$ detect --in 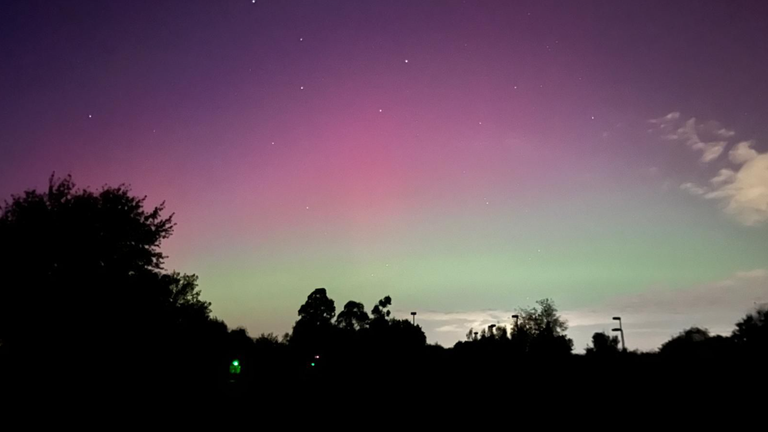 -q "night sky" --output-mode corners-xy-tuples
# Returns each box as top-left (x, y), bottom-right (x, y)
(2, 0), (767, 351)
